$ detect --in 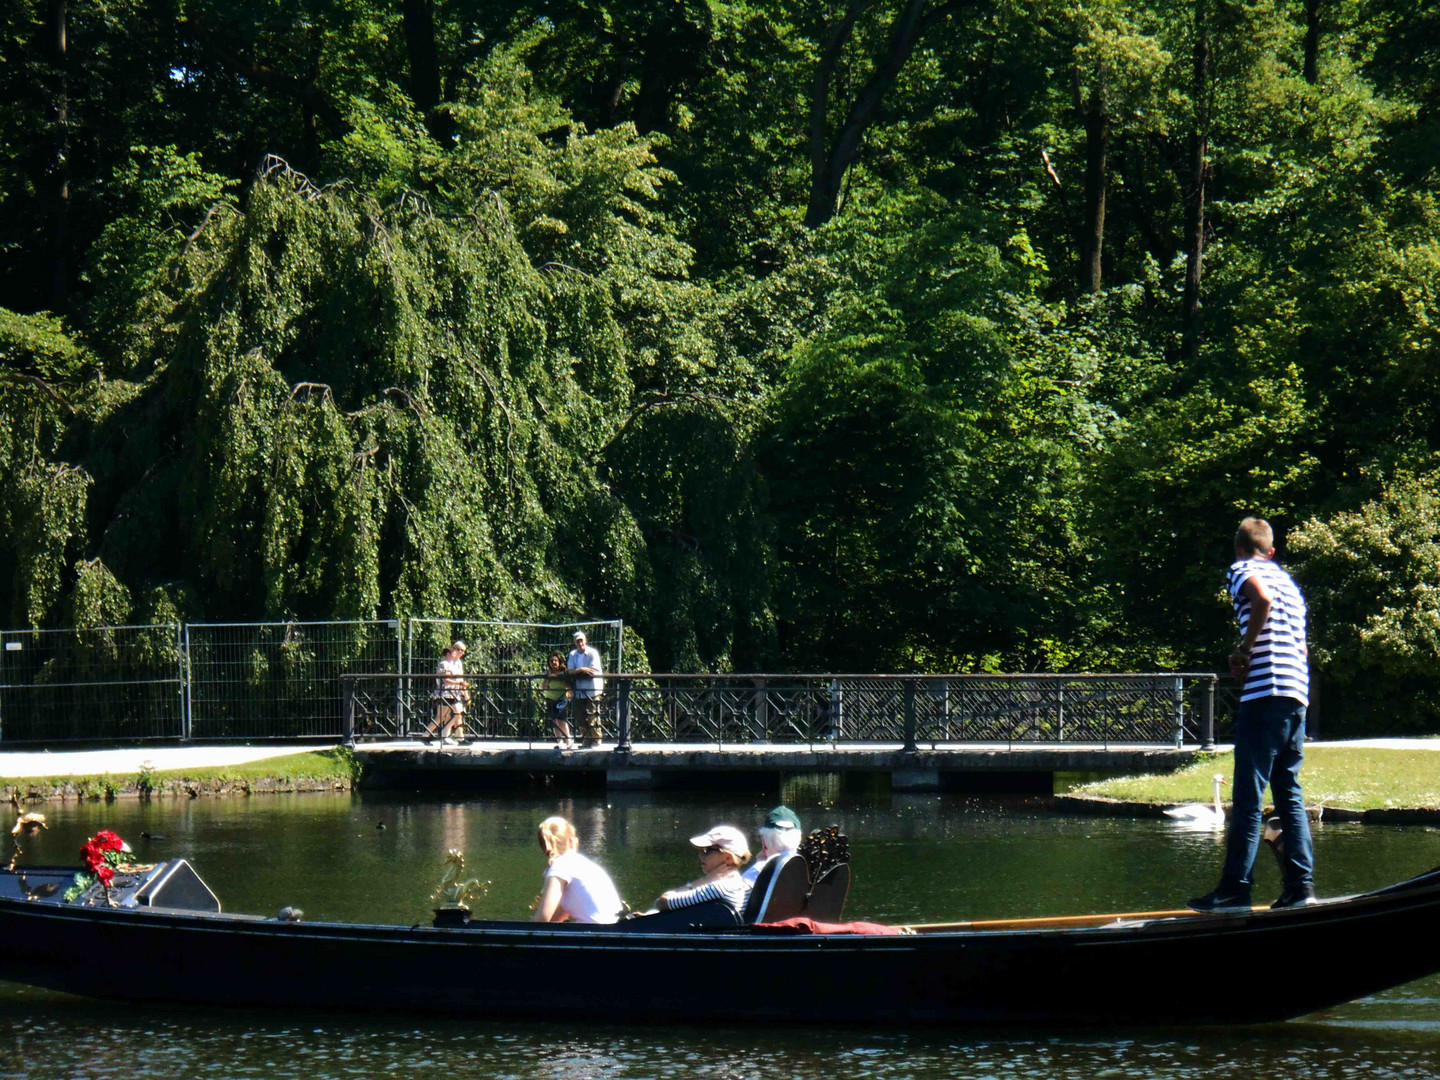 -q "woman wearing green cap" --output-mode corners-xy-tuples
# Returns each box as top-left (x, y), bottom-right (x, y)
(742, 806), (802, 885)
